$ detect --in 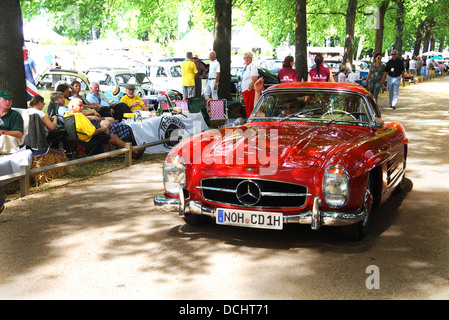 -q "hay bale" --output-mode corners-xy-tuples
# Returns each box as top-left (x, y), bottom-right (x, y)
(30, 150), (69, 186)
(210, 119), (227, 128)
